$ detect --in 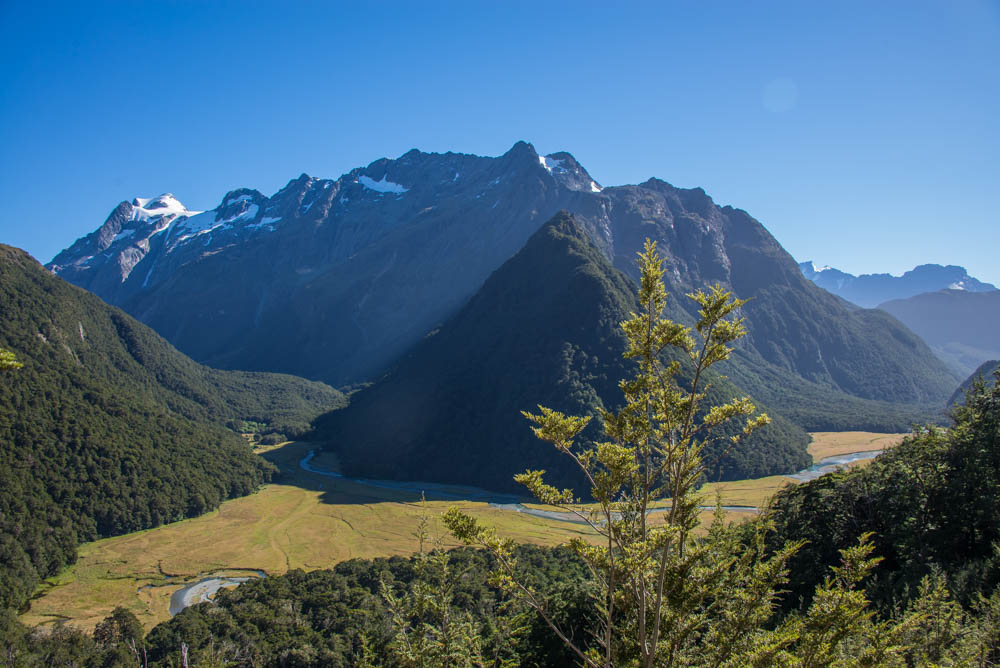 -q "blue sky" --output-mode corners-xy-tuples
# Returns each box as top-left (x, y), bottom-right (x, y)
(1, 1), (997, 284)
